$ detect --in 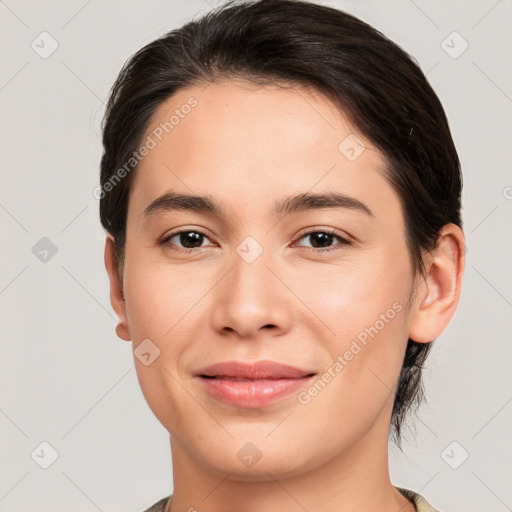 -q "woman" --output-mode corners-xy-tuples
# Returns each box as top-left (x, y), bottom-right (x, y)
(99, 1), (465, 510)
